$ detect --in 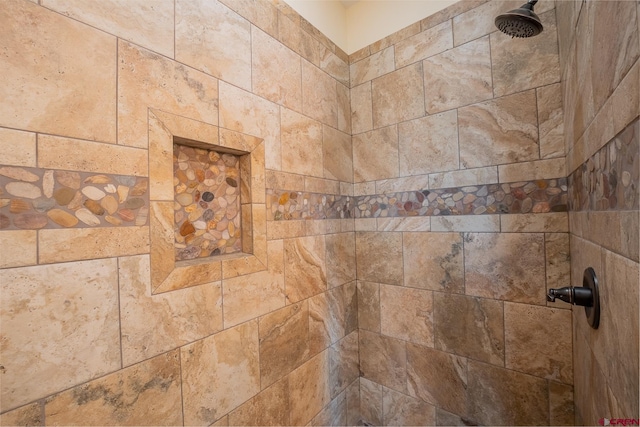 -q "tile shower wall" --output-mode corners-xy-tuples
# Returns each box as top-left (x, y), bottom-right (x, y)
(0, 0), (358, 425)
(350, 0), (575, 425)
(557, 0), (639, 424)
